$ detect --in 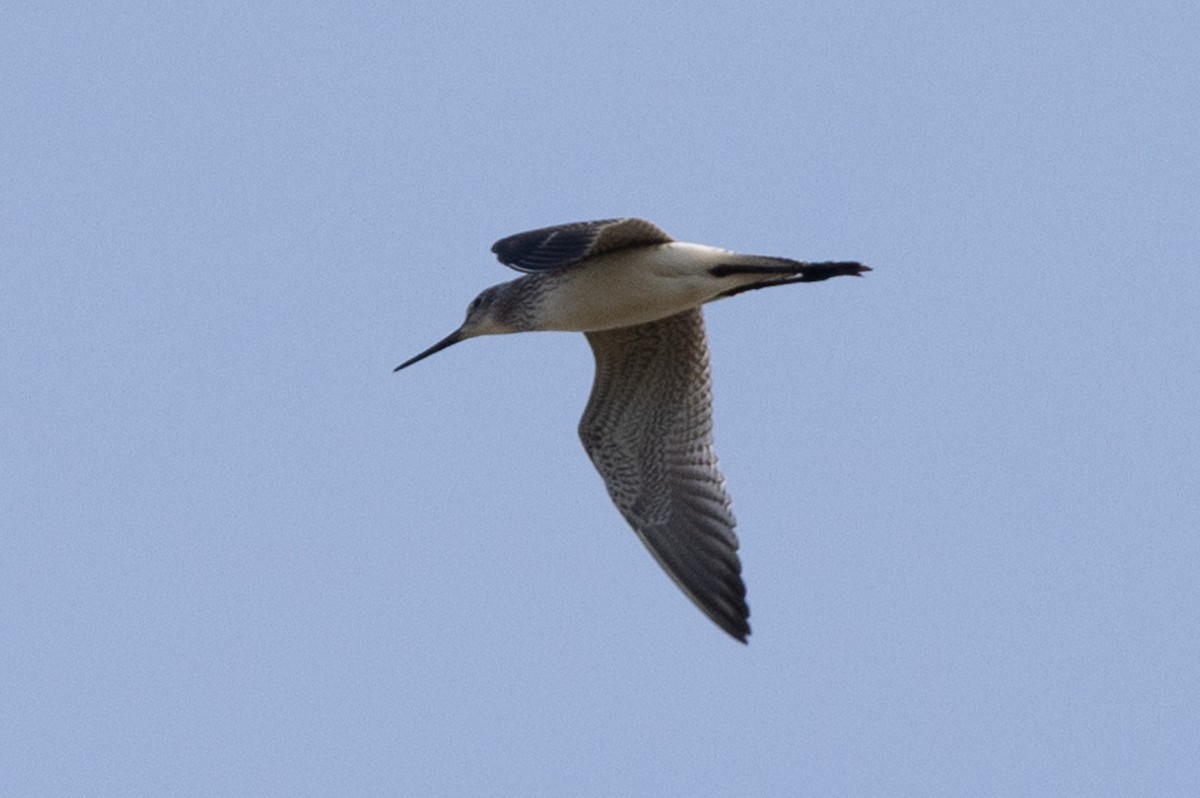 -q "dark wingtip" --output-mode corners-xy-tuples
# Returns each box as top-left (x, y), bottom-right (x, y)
(727, 622), (751, 644)
(717, 609), (751, 644)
